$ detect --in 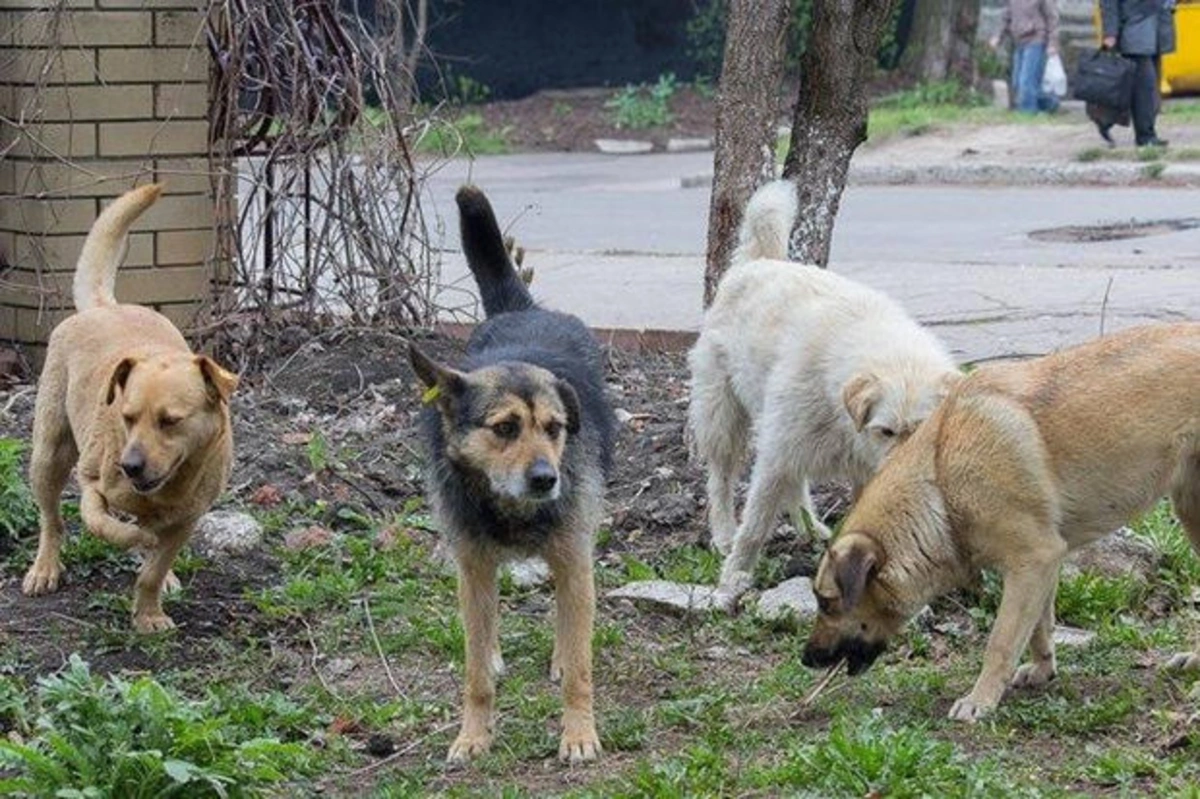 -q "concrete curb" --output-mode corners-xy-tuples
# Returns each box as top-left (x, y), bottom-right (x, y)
(680, 161), (1200, 189)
